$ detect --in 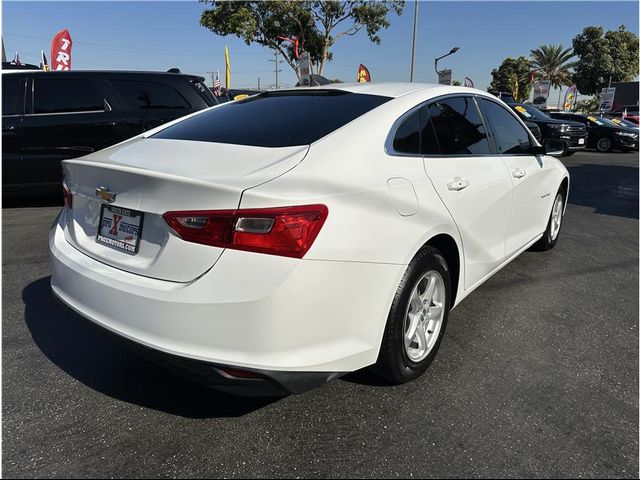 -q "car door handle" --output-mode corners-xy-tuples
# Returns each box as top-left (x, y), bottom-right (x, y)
(447, 177), (469, 191)
(512, 169), (527, 179)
